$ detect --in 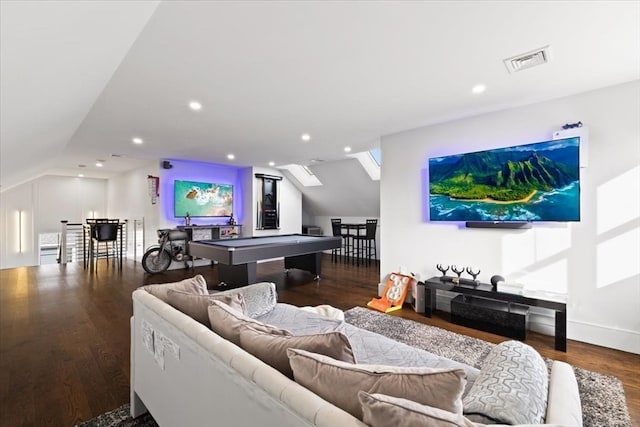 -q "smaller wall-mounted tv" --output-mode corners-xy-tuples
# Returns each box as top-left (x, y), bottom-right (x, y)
(428, 137), (580, 223)
(174, 180), (233, 217)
